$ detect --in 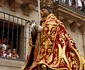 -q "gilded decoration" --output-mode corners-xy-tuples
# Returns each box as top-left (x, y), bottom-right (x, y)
(34, 14), (85, 70)
(21, 14), (85, 70)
